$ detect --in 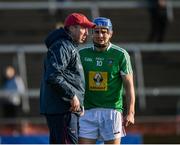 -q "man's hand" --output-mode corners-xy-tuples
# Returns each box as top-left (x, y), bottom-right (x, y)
(124, 112), (135, 127)
(70, 95), (80, 113)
